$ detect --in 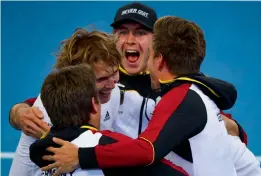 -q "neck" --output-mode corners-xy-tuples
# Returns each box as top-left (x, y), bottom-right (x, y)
(159, 72), (177, 82)
(88, 115), (100, 130)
